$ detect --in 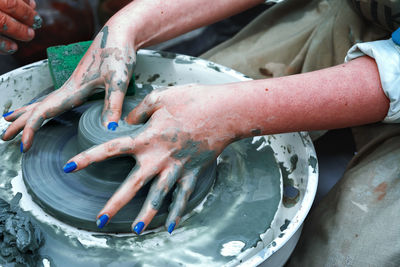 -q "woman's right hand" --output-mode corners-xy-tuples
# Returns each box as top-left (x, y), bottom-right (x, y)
(0, 0), (41, 54)
(1, 21), (136, 152)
